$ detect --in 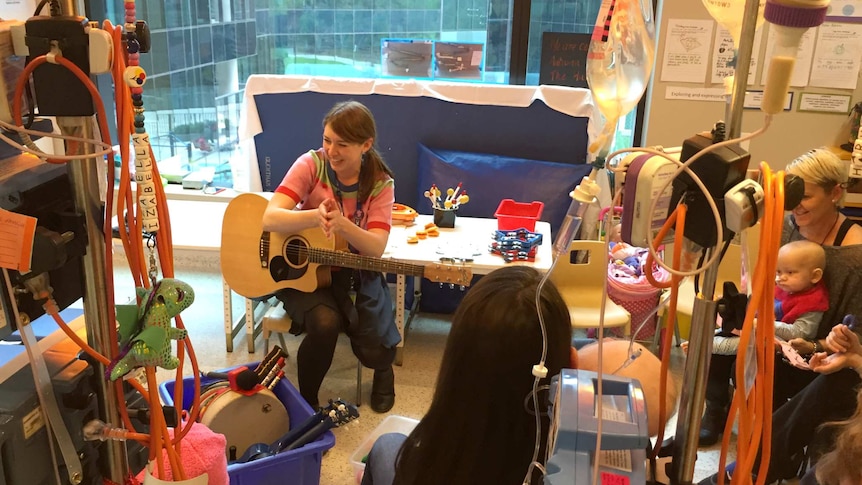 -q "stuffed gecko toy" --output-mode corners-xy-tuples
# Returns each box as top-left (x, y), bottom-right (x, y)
(108, 278), (194, 381)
